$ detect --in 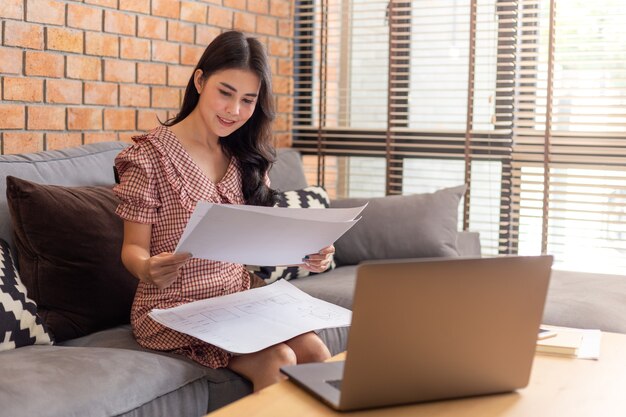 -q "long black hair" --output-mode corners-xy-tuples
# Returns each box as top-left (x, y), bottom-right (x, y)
(163, 31), (278, 207)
